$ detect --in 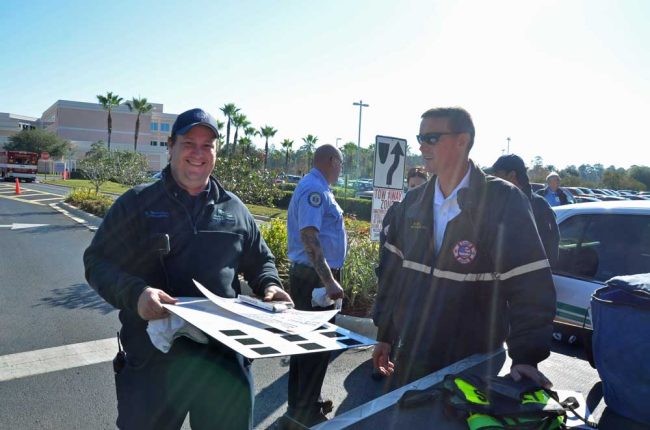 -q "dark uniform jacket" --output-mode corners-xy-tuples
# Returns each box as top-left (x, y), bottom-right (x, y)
(527, 189), (560, 268)
(373, 161), (556, 371)
(84, 167), (282, 363)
